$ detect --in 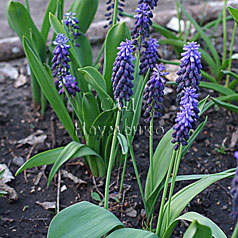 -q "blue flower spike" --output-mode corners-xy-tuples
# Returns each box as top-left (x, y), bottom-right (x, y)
(63, 12), (81, 47)
(131, 3), (153, 47)
(139, 38), (159, 75)
(143, 63), (168, 123)
(172, 42), (202, 150)
(111, 39), (135, 108)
